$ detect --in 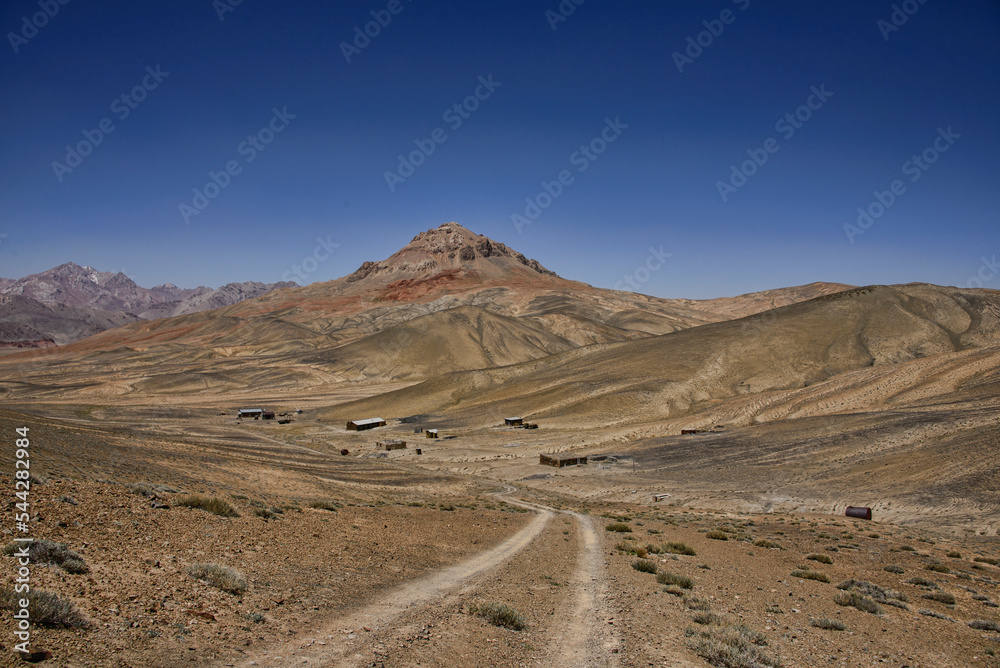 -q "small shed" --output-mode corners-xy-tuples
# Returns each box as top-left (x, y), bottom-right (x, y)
(539, 453), (588, 468)
(378, 439), (407, 451)
(505, 417), (523, 427)
(425, 429), (439, 438)
(262, 411), (276, 420)
(238, 409), (264, 419)
(347, 417), (386, 431)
